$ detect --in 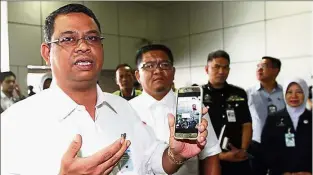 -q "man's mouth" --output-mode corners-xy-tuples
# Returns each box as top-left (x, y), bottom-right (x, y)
(75, 60), (93, 65)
